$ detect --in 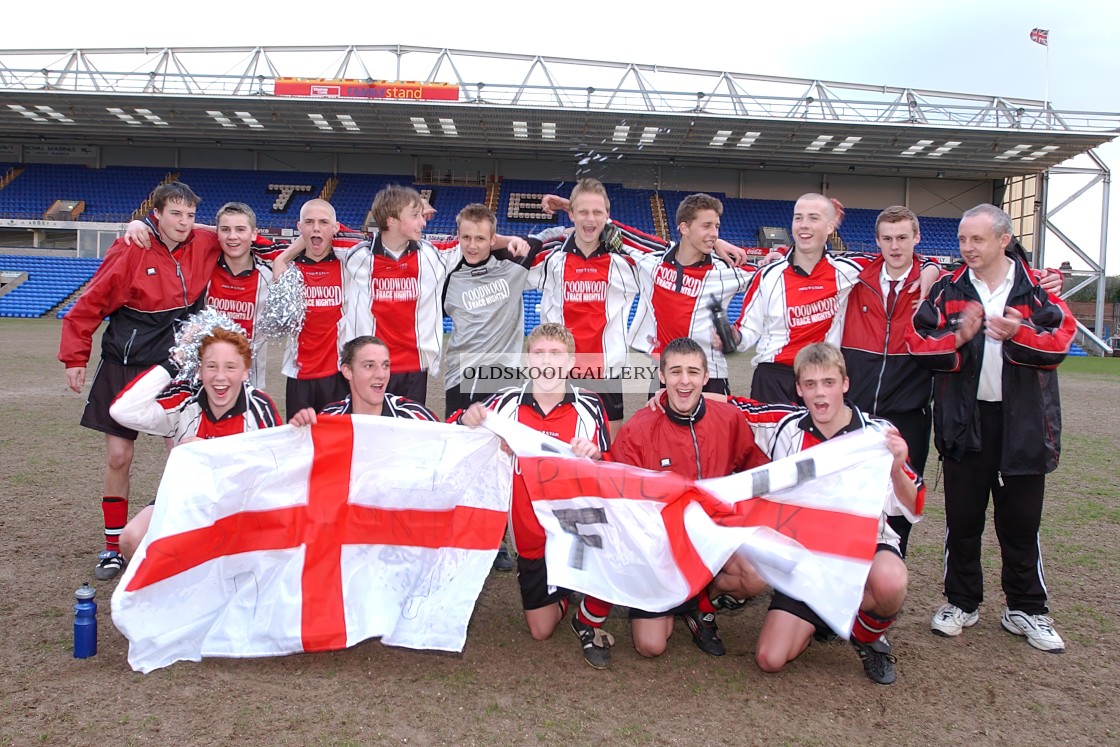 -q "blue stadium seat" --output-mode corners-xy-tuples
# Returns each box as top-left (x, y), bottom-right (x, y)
(0, 254), (102, 319)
